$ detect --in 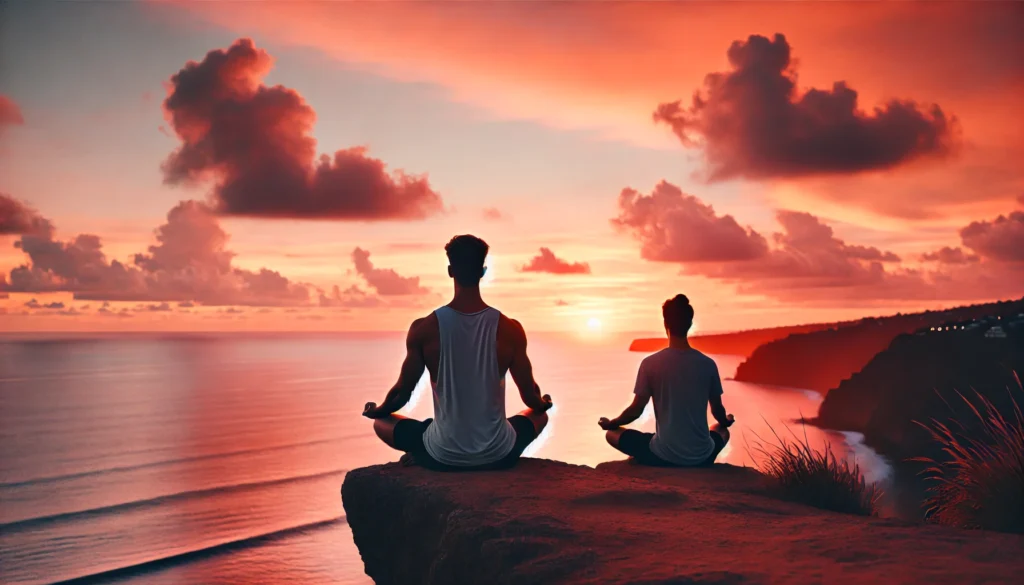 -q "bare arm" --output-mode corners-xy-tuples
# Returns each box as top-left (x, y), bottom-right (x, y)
(602, 394), (650, 429)
(507, 319), (552, 411)
(709, 393), (731, 427)
(708, 363), (733, 427)
(363, 320), (426, 418)
(599, 361), (651, 429)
